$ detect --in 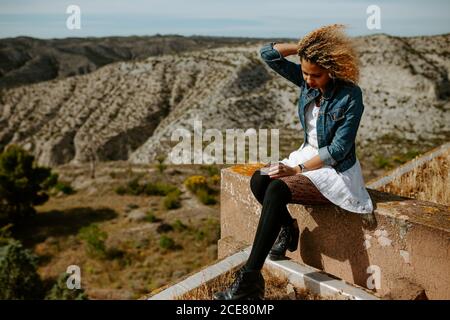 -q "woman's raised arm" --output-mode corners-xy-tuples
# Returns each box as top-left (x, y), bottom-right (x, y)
(259, 42), (304, 87)
(273, 43), (299, 57)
